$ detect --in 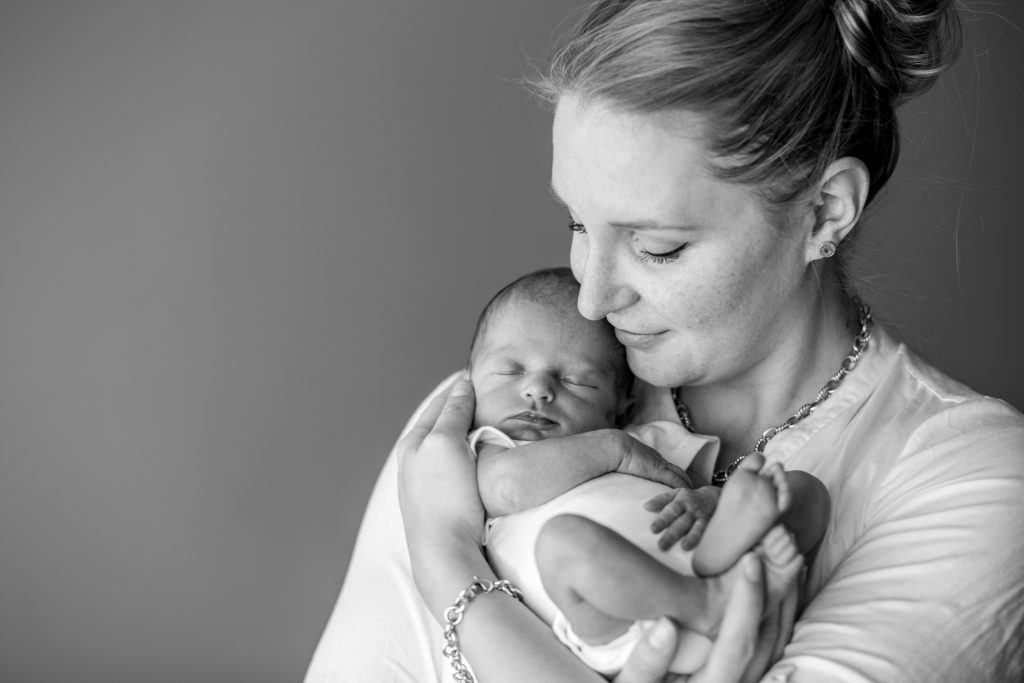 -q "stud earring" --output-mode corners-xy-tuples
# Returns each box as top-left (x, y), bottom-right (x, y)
(819, 241), (837, 258)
